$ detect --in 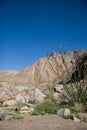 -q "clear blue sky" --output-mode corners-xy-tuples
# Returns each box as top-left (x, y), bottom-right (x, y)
(0, 0), (87, 71)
